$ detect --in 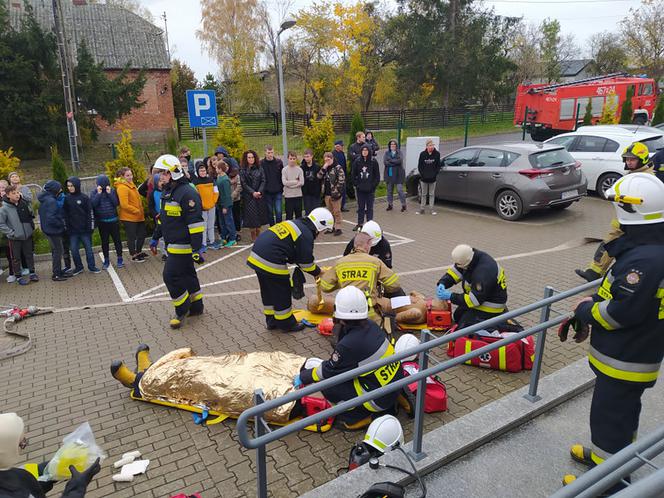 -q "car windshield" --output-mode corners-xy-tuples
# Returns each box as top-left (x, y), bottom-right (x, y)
(528, 148), (576, 169)
(641, 135), (664, 152)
